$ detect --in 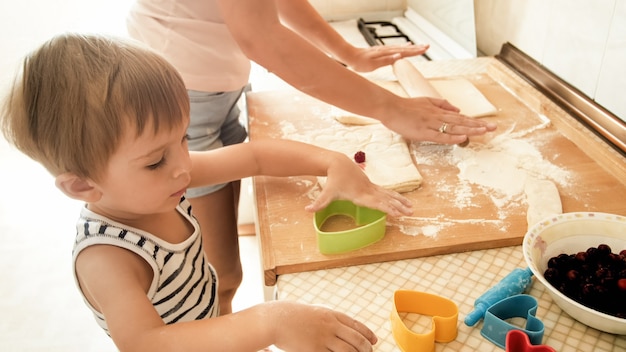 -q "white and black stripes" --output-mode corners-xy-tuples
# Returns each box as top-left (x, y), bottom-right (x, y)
(71, 198), (219, 334)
